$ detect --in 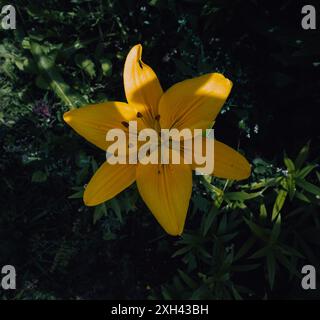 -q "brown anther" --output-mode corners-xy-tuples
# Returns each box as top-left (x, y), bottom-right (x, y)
(136, 112), (143, 118)
(121, 121), (129, 128)
(155, 114), (160, 121)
